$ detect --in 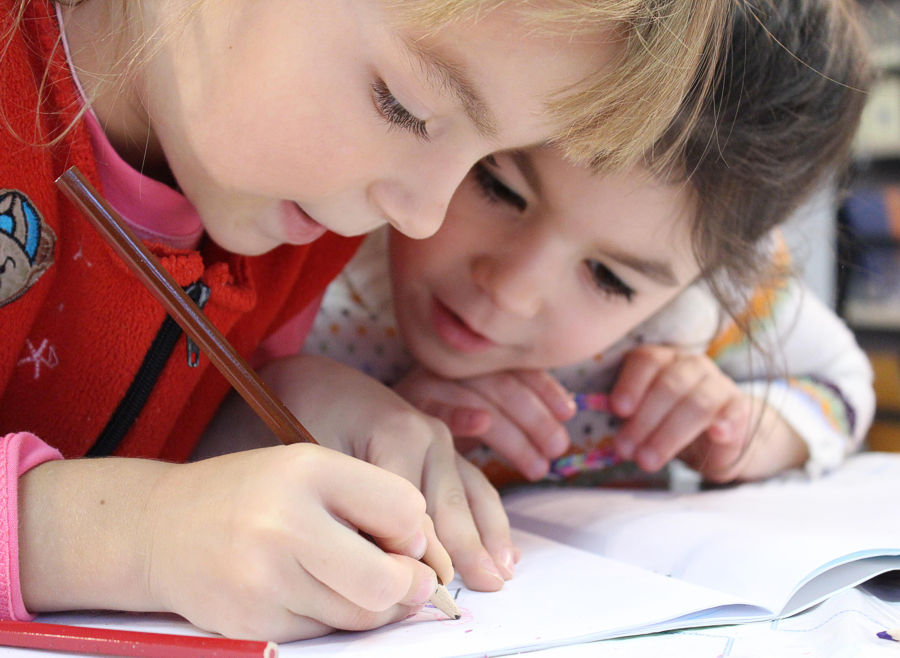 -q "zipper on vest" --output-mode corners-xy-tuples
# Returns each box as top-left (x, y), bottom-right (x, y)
(86, 280), (211, 457)
(185, 282), (211, 367)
